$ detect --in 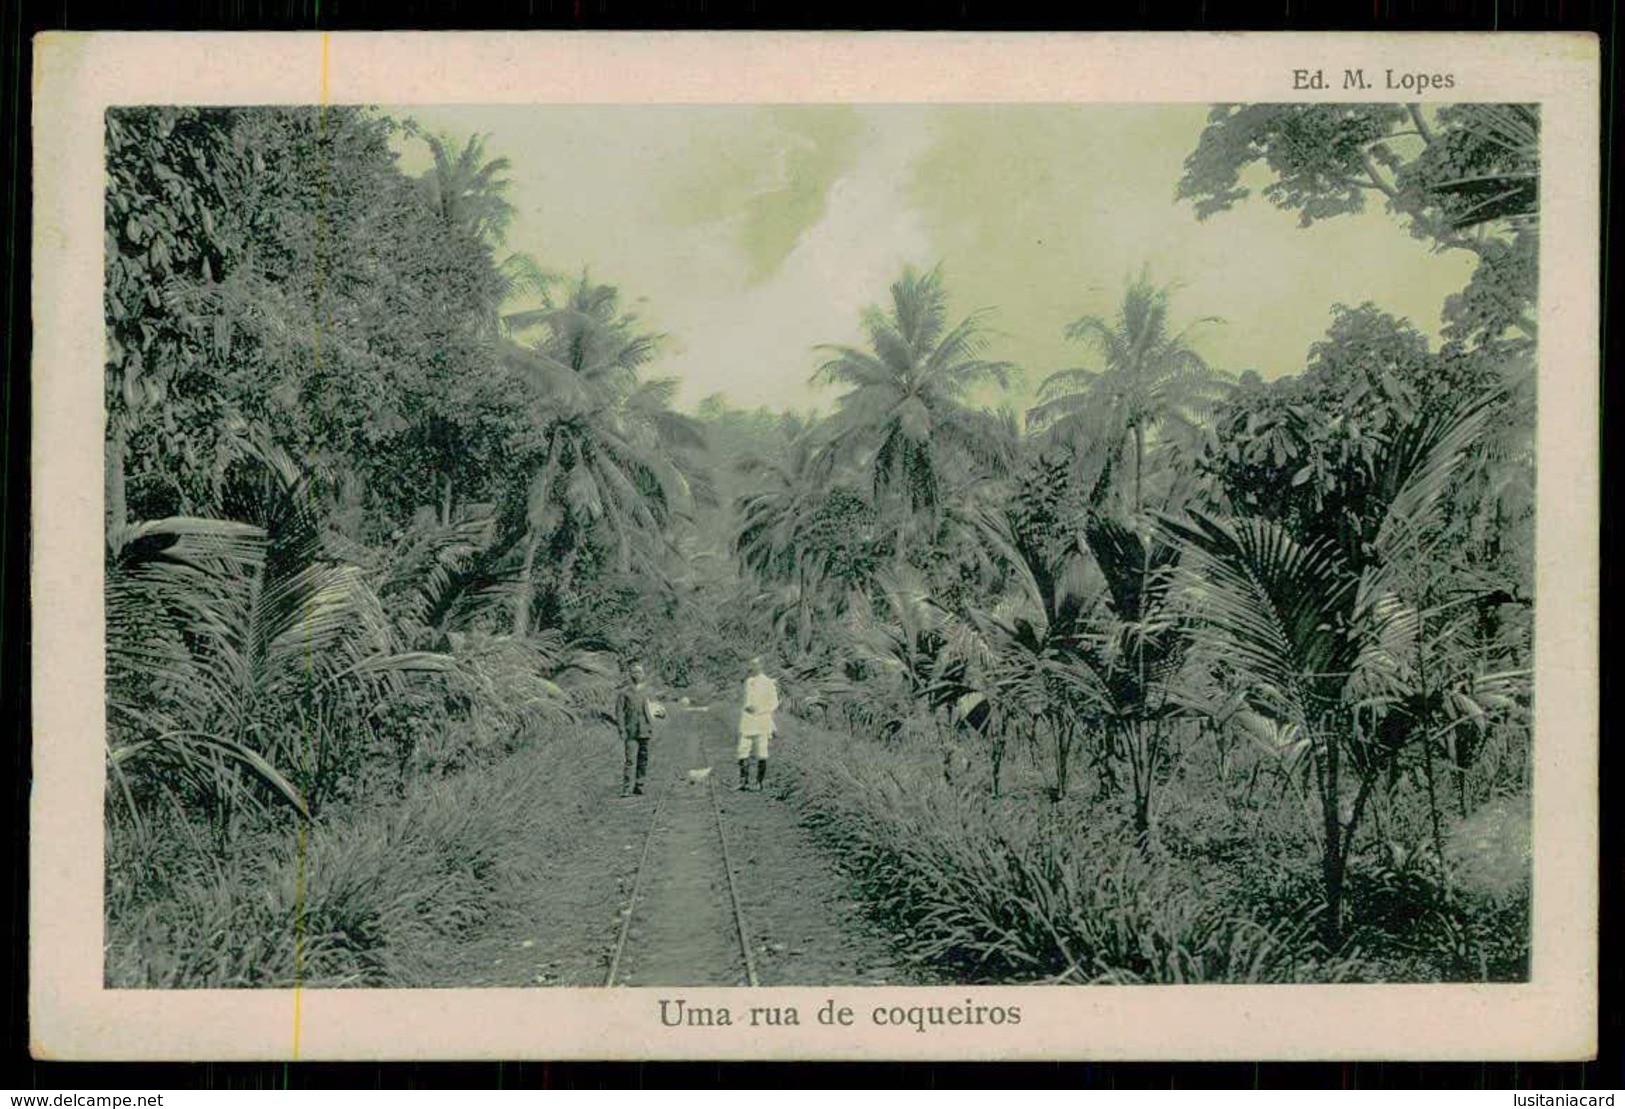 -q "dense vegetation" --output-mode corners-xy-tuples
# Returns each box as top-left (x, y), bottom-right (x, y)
(106, 104), (1535, 986)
